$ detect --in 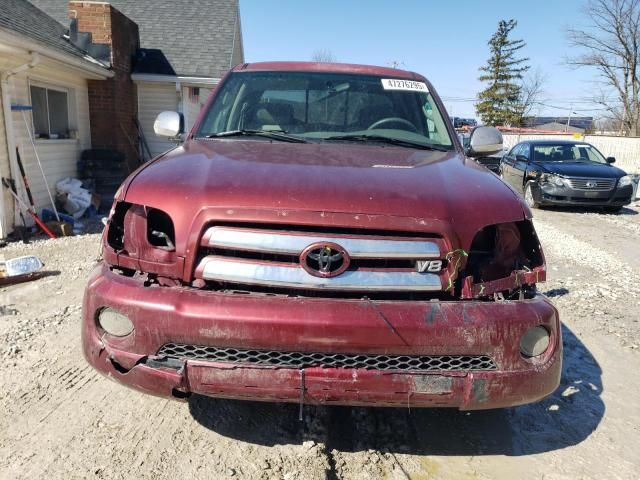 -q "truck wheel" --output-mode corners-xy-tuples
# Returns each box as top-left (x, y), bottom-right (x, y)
(524, 182), (540, 209)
